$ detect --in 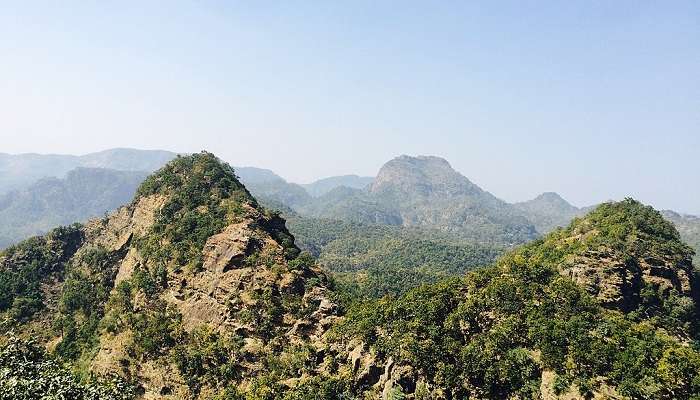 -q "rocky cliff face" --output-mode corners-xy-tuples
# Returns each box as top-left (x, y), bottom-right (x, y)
(0, 153), (339, 398)
(513, 199), (699, 326)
